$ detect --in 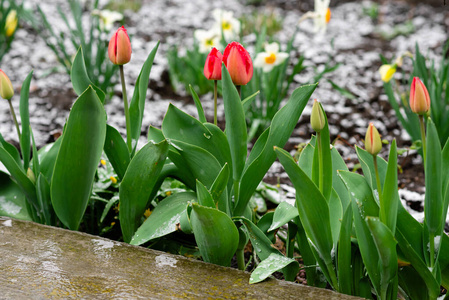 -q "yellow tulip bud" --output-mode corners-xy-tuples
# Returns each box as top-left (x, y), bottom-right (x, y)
(379, 64), (396, 83)
(5, 10), (18, 37)
(0, 69), (14, 100)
